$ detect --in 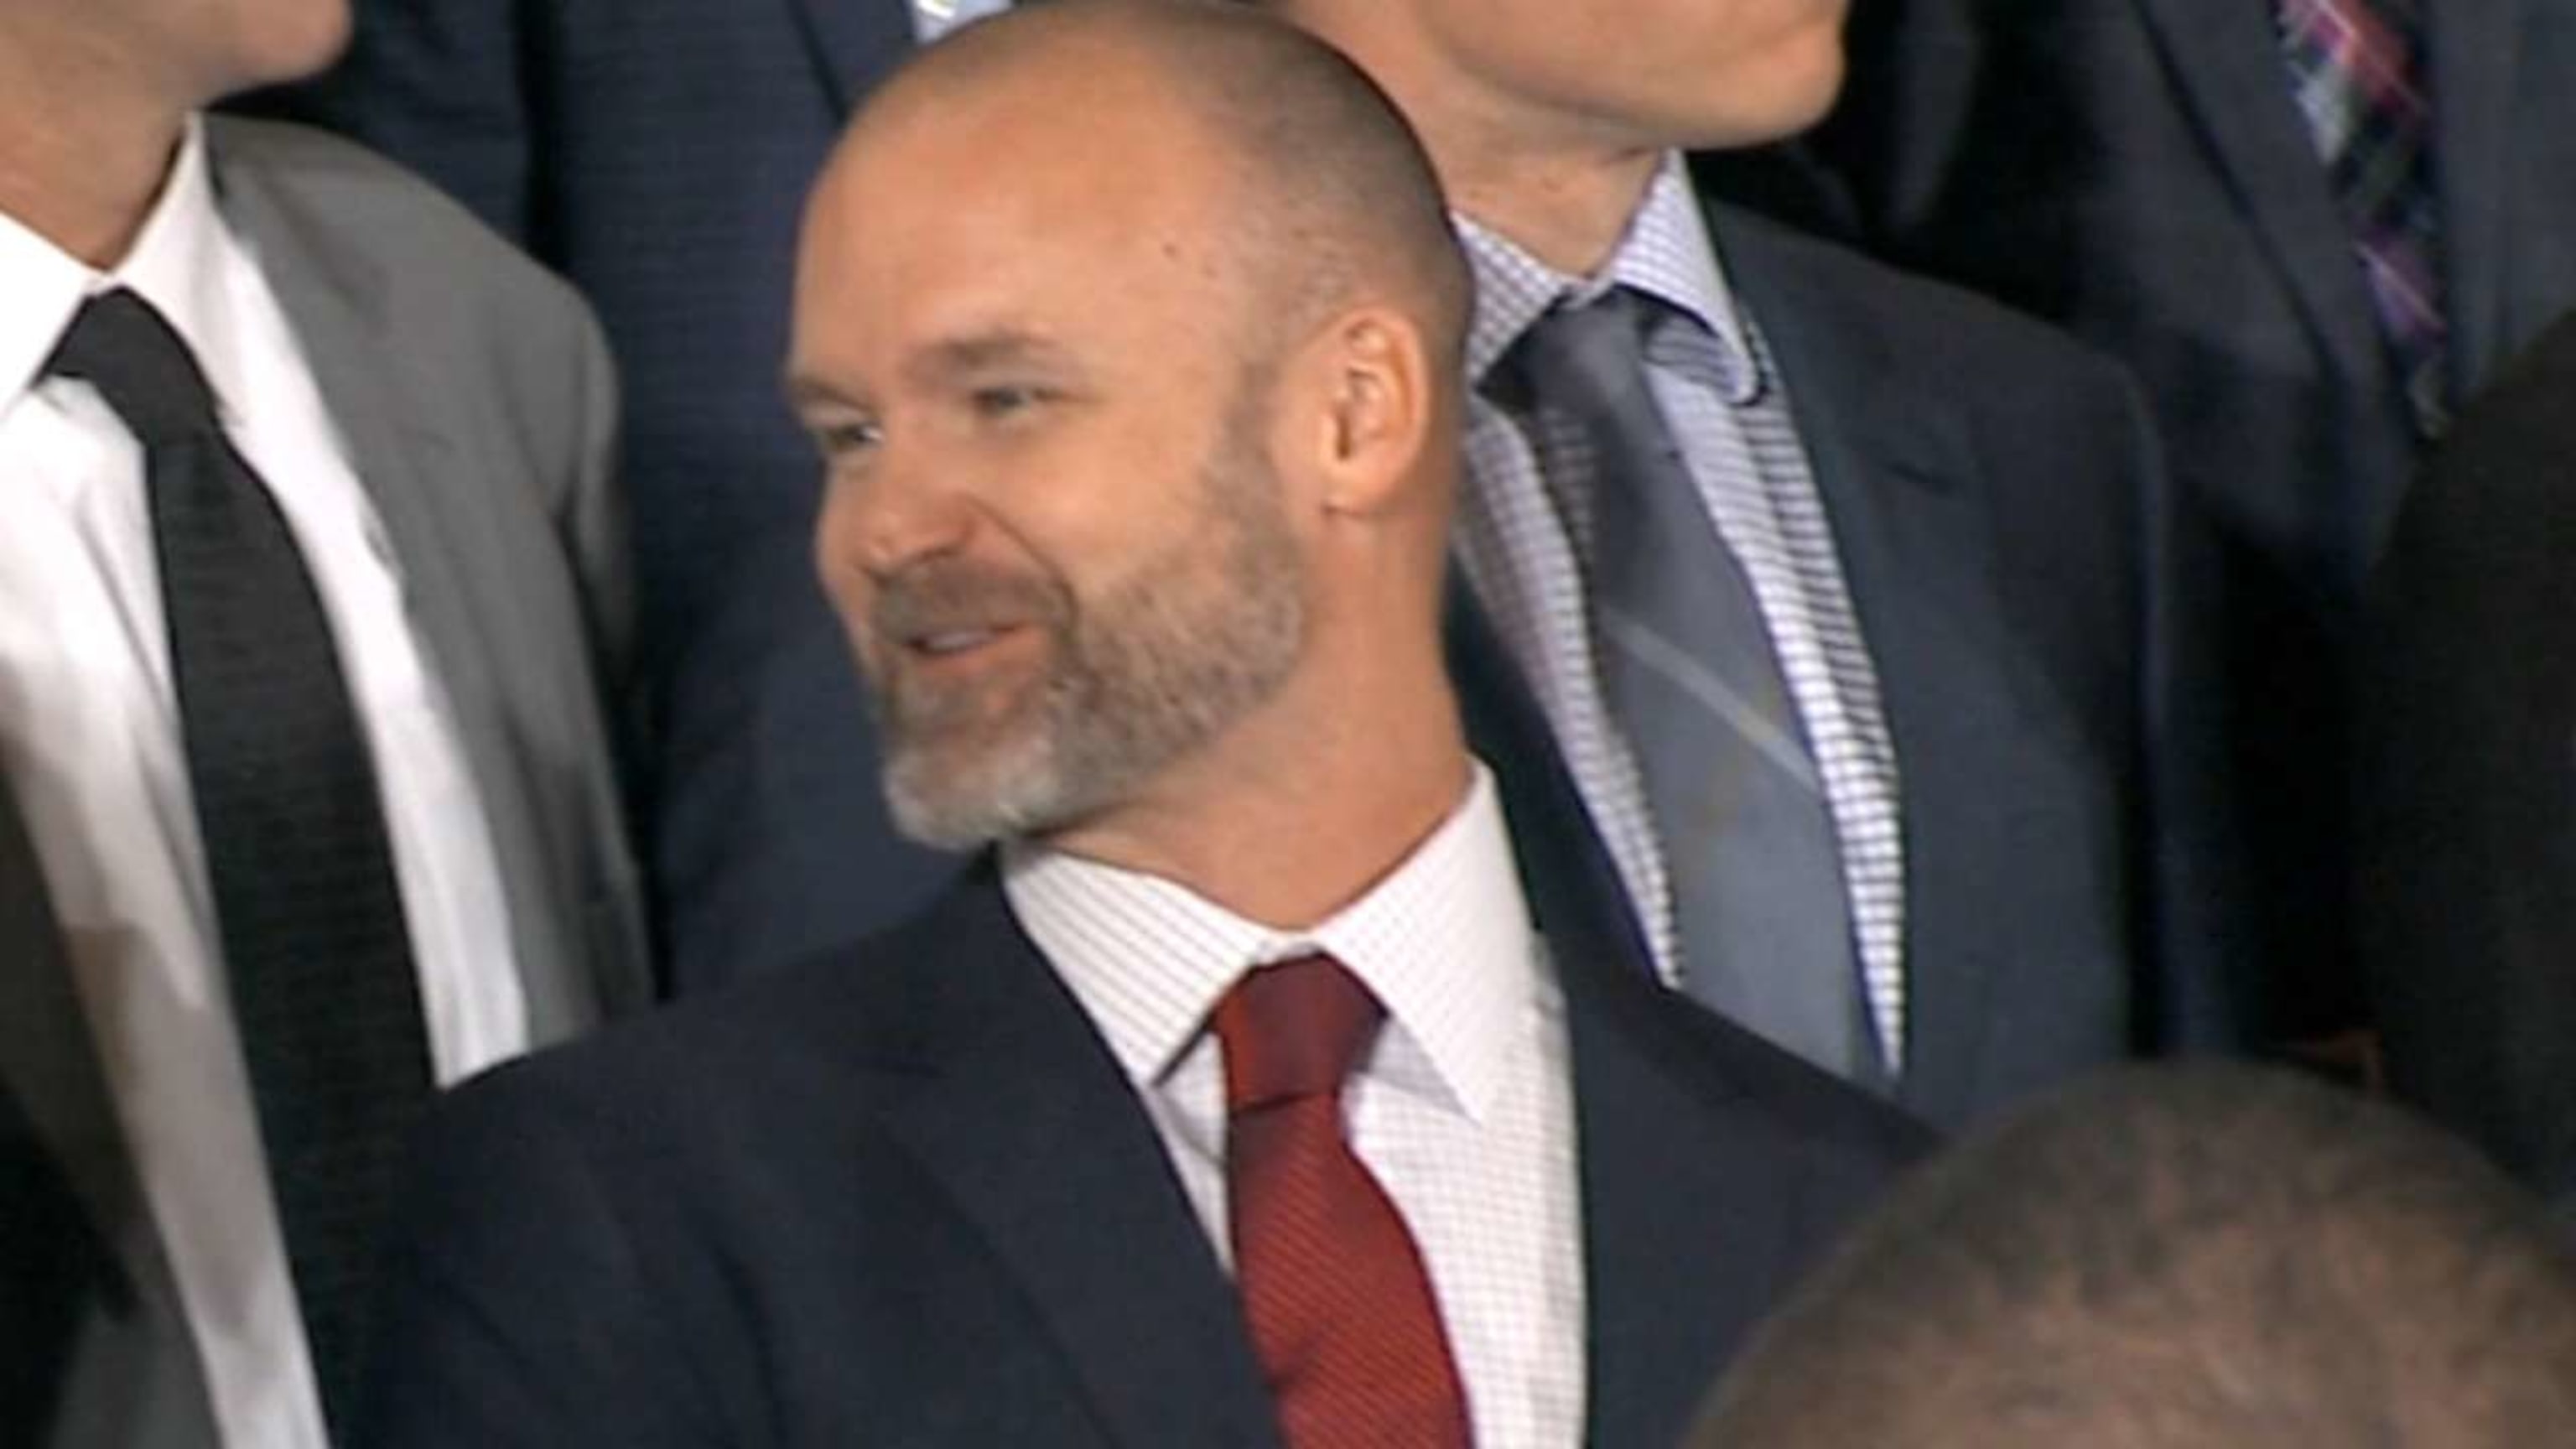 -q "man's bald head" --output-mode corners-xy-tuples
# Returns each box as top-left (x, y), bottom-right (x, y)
(1694, 1066), (2576, 1448)
(791, 0), (1481, 869)
(852, 0), (1470, 369)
